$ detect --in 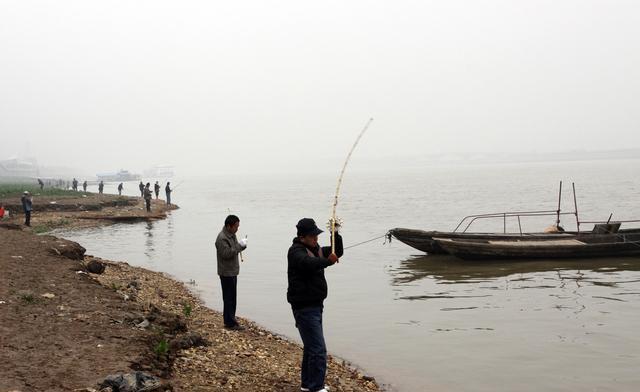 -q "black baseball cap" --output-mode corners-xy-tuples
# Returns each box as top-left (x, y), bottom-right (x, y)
(296, 218), (323, 236)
